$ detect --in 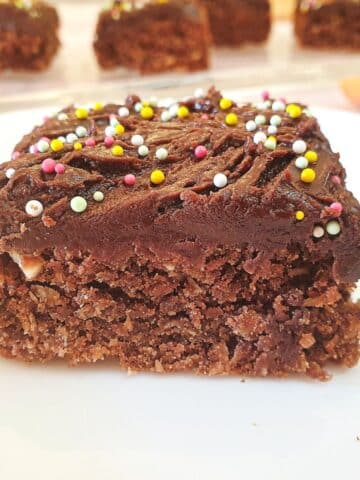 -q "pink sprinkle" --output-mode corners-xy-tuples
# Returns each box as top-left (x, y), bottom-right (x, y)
(43, 116), (50, 123)
(124, 174), (136, 187)
(55, 163), (65, 174)
(330, 202), (343, 215)
(12, 151), (20, 160)
(41, 137), (50, 142)
(201, 114), (209, 121)
(85, 138), (96, 147)
(280, 97), (287, 105)
(42, 158), (56, 174)
(30, 144), (39, 154)
(195, 145), (208, 160)
(104, 136), (115, 147)
(331, 175), (341, 185)
(261, 90), (270, 101)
